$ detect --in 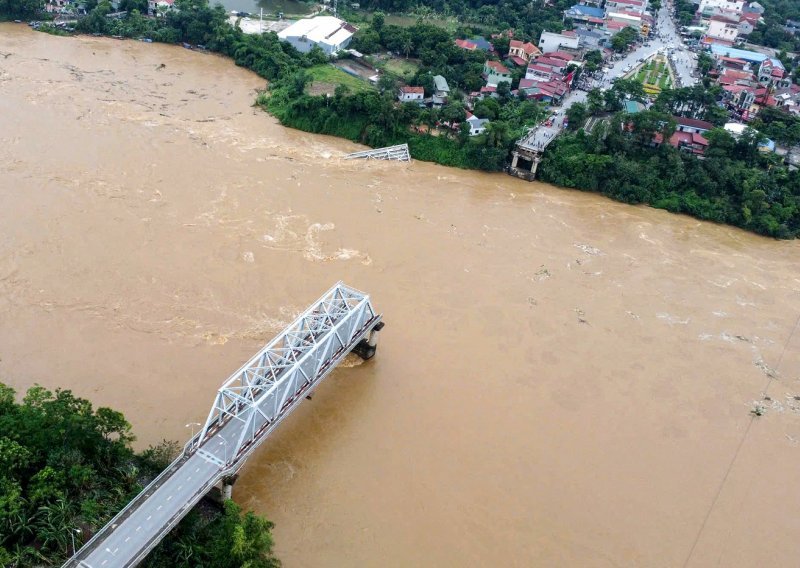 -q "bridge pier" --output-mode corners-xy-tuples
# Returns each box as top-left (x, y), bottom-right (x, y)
(352, 321), (385, 360)
(221, 474), (238, 500)
(508, 147), (541, 181)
